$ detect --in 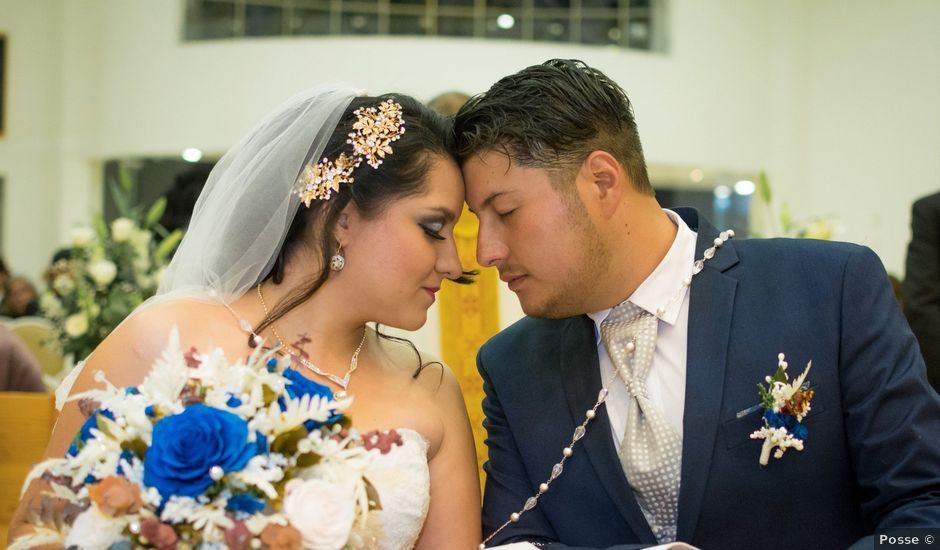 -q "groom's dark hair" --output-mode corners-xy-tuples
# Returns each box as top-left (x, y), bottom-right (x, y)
(454, 59), (653, 196)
